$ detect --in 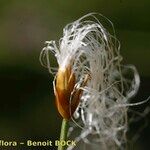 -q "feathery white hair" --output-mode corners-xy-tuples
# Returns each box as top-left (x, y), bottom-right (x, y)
(40, 13), (141, 150)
